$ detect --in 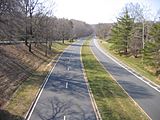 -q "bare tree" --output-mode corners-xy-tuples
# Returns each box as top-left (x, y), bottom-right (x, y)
(0, 0), (25, 41)
(24, 0), (40, 52)
(71, 19), (93, 39)
(125, 3), (151, 57)
(56, 18), (73, 43)
(95, 23), (112, 40)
